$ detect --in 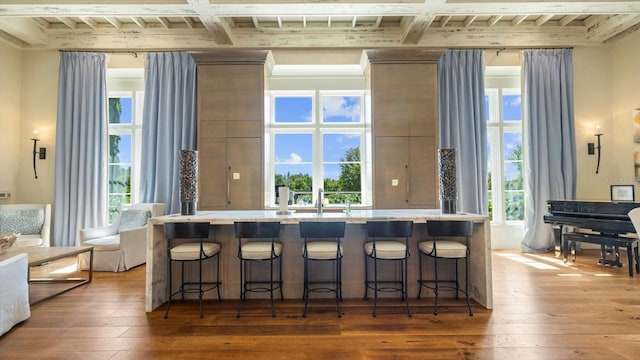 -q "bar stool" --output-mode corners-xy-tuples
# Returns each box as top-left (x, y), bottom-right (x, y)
(363, 220), (413, 317)
(417, 220), (474, 316)
(299, 221), (346, 318)
(164, 222), (221, 319)
(234, 221), (282, 318)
